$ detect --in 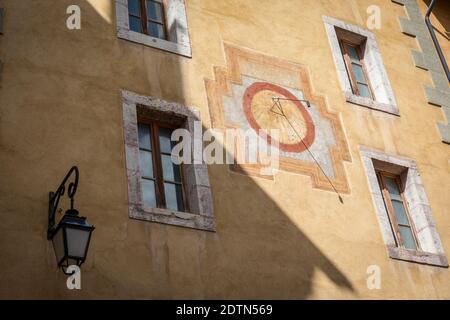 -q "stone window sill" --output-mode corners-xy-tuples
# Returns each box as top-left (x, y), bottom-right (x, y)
(130, 205), (215, 232)
(388, 246), (449, 268)
(117, 28), (192, 58)
(345, 92), (399, 116)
